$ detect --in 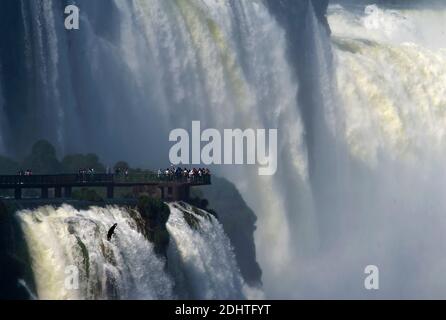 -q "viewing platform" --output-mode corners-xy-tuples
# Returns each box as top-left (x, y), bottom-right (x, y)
(0, 173), (211, 201)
